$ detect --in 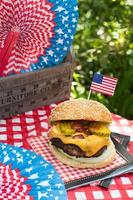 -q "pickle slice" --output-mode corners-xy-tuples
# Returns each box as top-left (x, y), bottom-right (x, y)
(60, 122), (75, 136)
(88, 122), (111, 137)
